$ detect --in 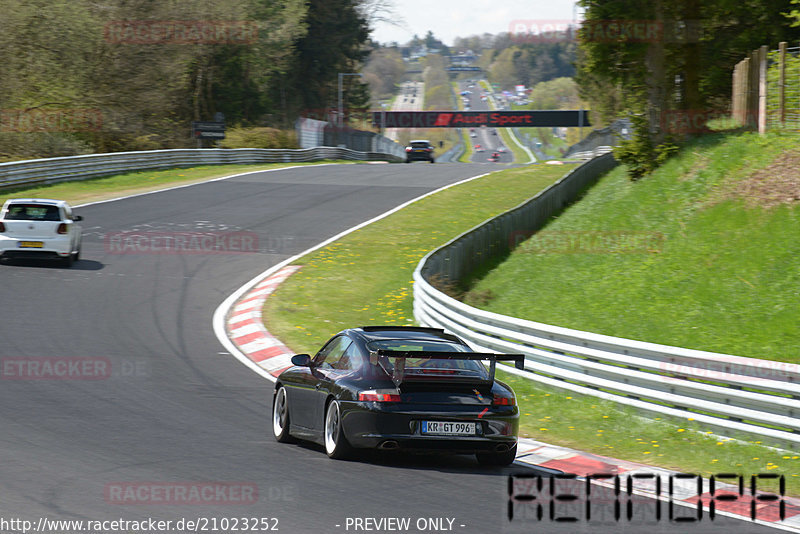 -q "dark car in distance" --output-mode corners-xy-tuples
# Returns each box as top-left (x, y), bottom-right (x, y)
(272, 326), (523, 465)
(405, 140), (435, 163)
